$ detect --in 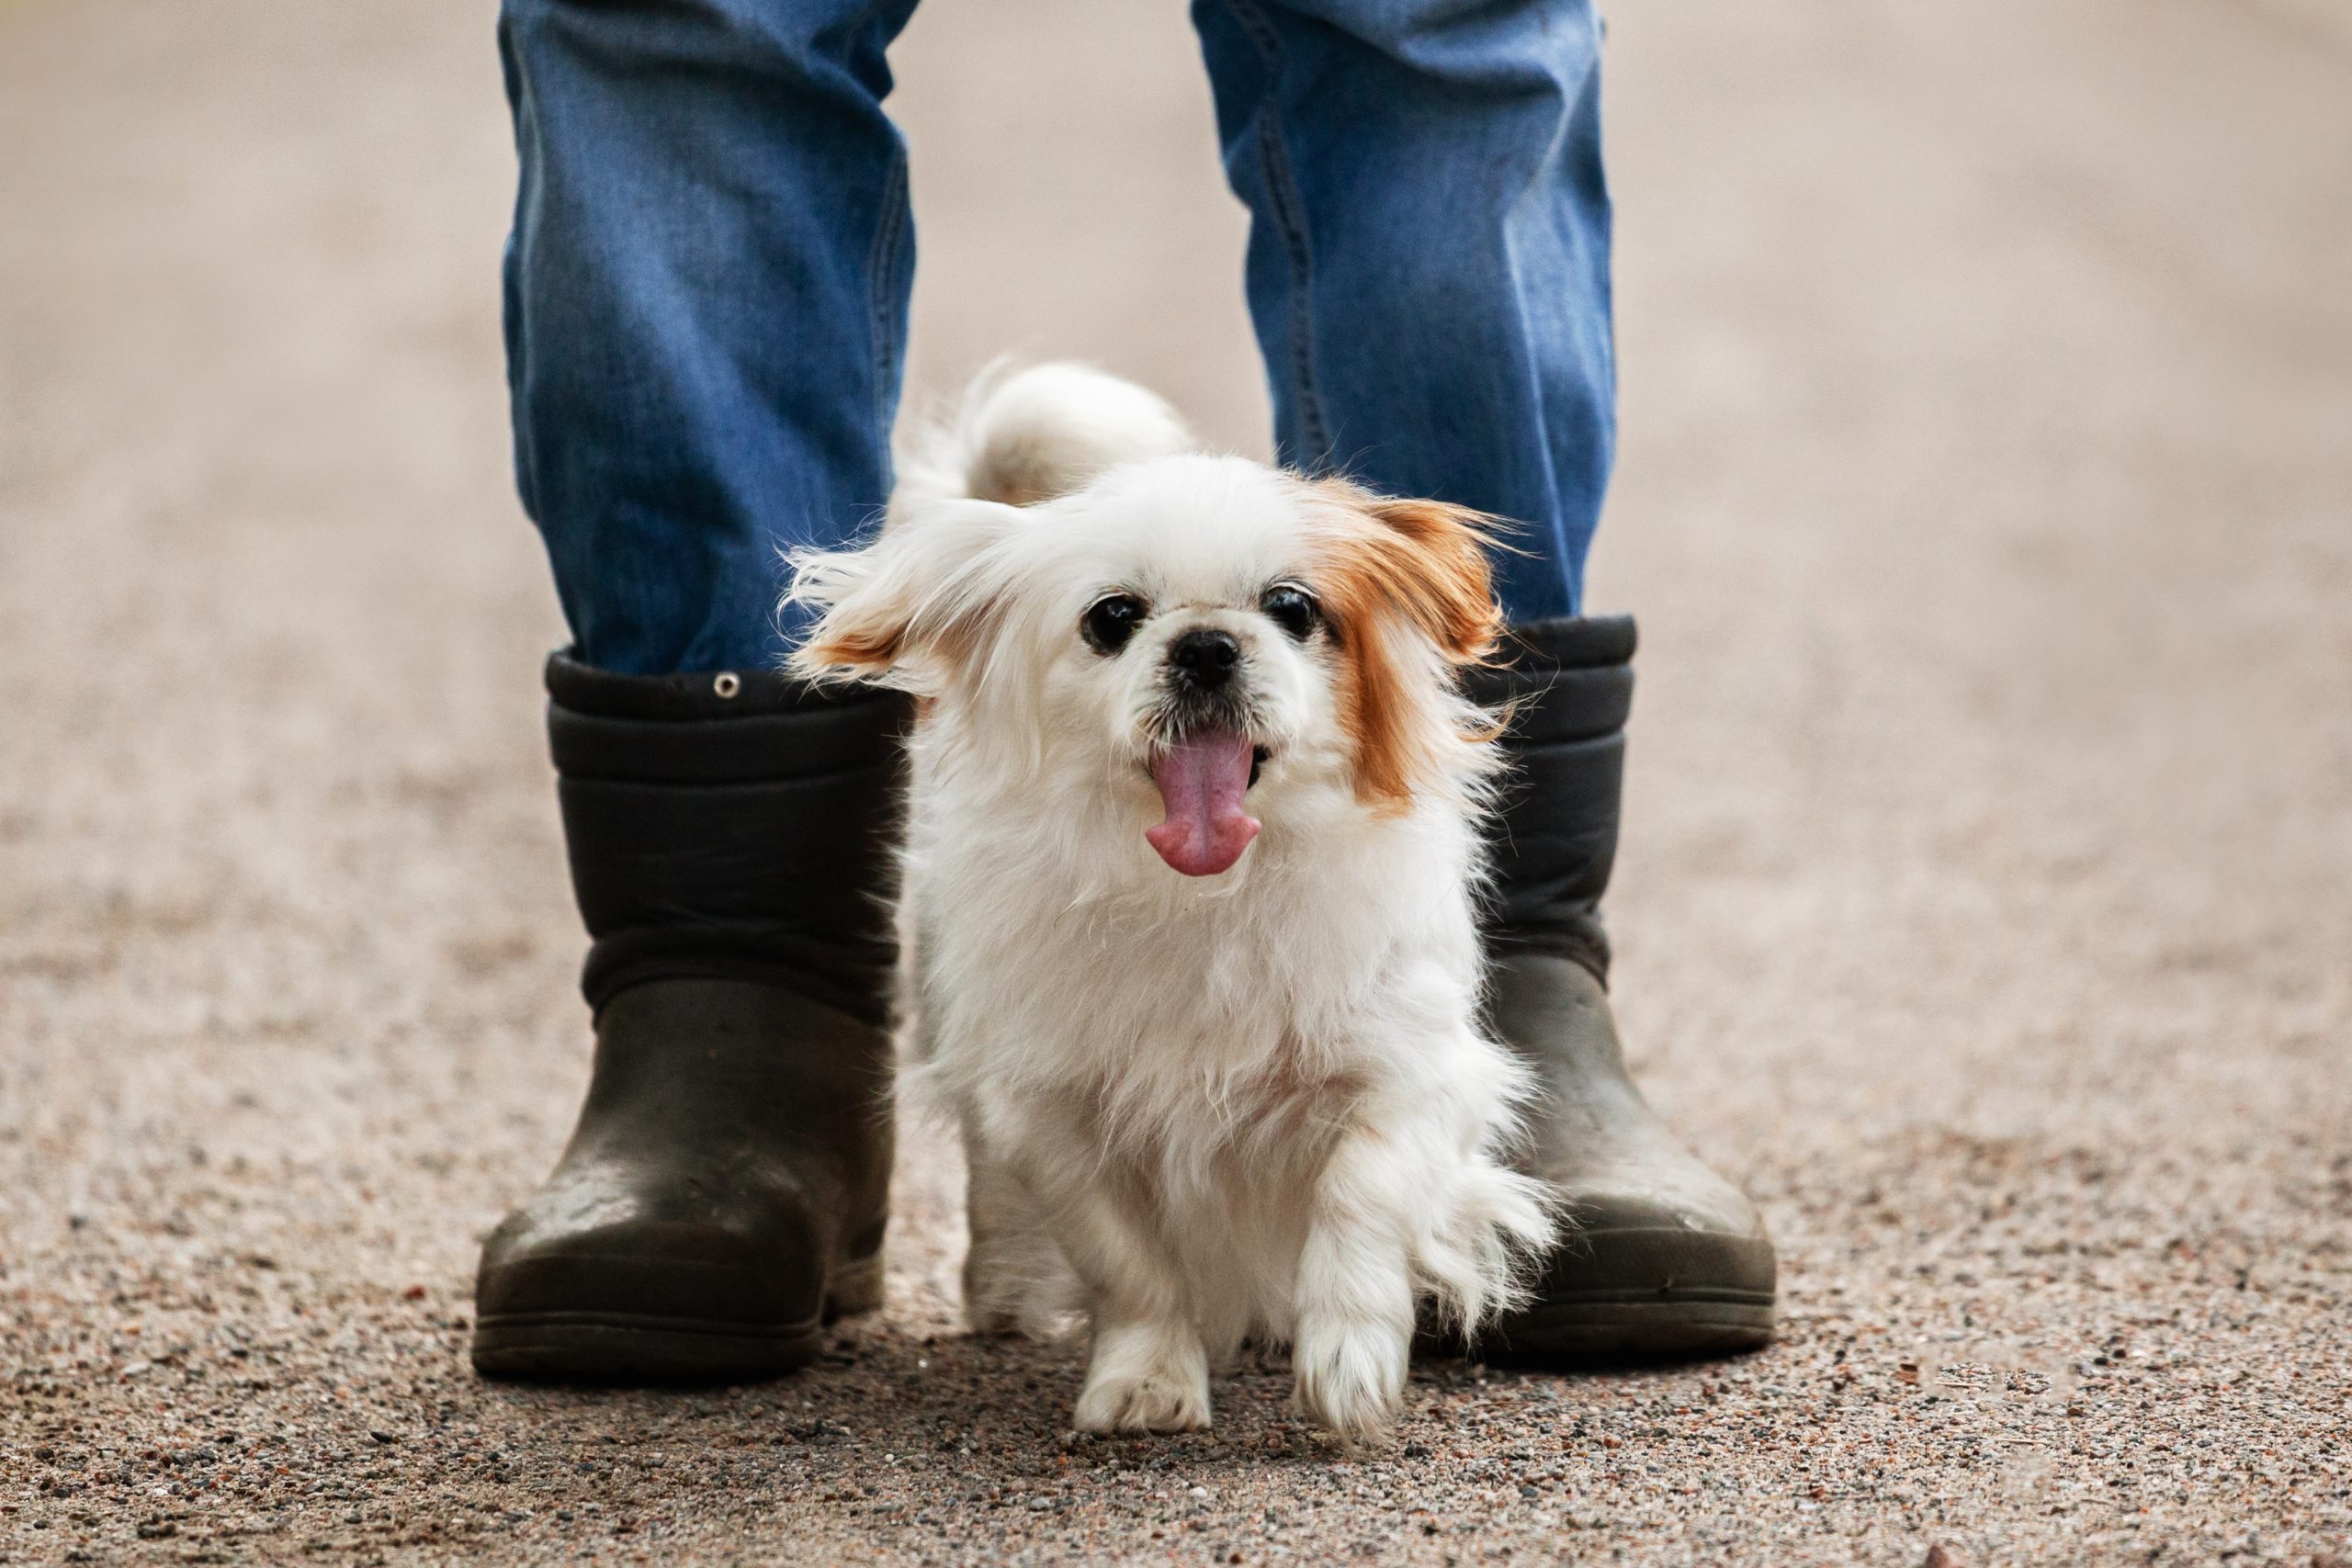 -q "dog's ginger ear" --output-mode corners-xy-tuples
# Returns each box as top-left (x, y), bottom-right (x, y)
(1310, 481), (1507, 812)
(787, 501), (1024, 683)
(1350, 496), (1504, 665)
(1310, 480), (1504, 671)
